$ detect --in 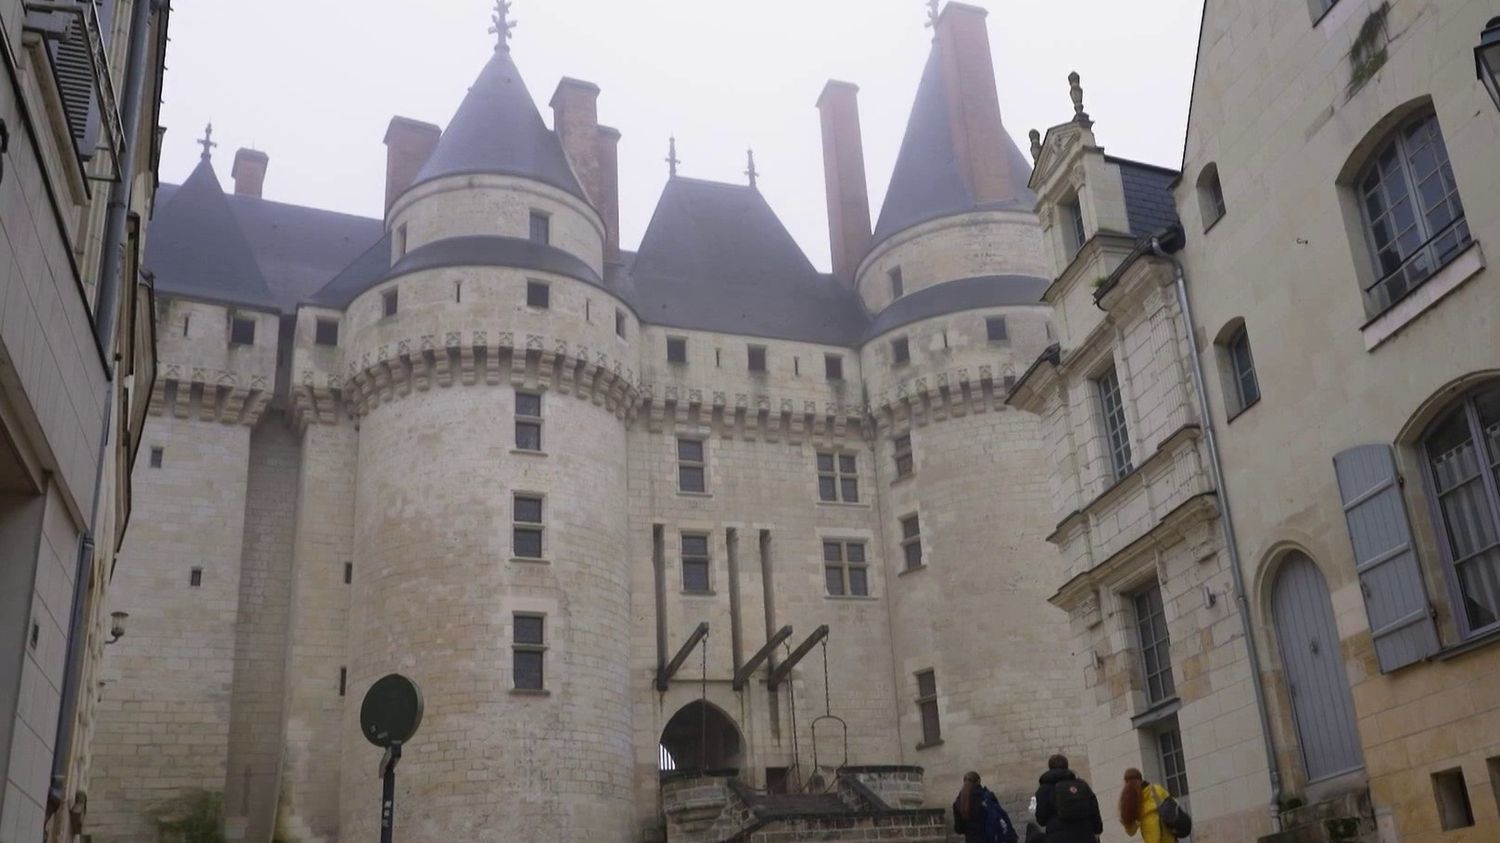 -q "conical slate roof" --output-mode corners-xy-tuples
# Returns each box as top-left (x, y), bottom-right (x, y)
(411, 49), (586, 200)
(146, 158), (276, 309)
(872, 44), (1035, 243)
